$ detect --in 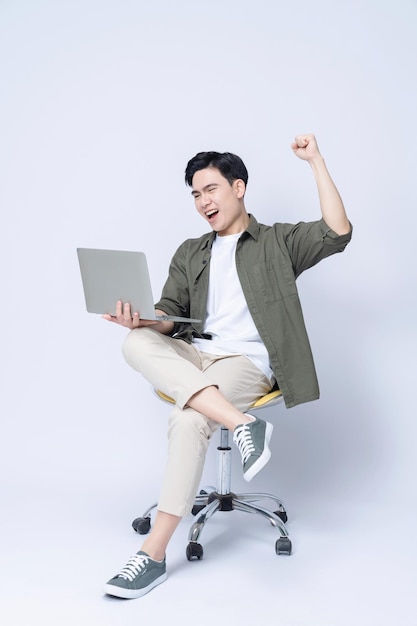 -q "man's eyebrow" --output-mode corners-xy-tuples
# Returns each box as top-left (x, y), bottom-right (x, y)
(191, 183), (218, 197)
